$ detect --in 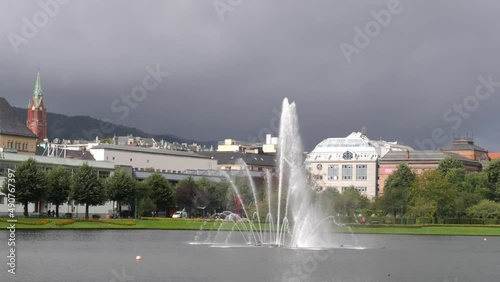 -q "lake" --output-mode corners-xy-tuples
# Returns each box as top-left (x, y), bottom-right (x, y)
(1, 230), (498, 282)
